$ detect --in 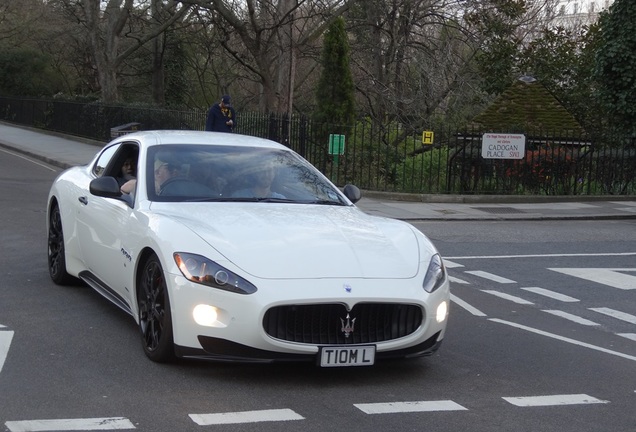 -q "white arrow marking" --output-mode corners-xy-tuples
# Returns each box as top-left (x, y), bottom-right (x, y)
(549, 268), (636, 290)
